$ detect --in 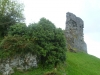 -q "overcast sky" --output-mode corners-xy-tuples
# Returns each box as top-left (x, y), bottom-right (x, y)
(20, 0), (100, 58)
